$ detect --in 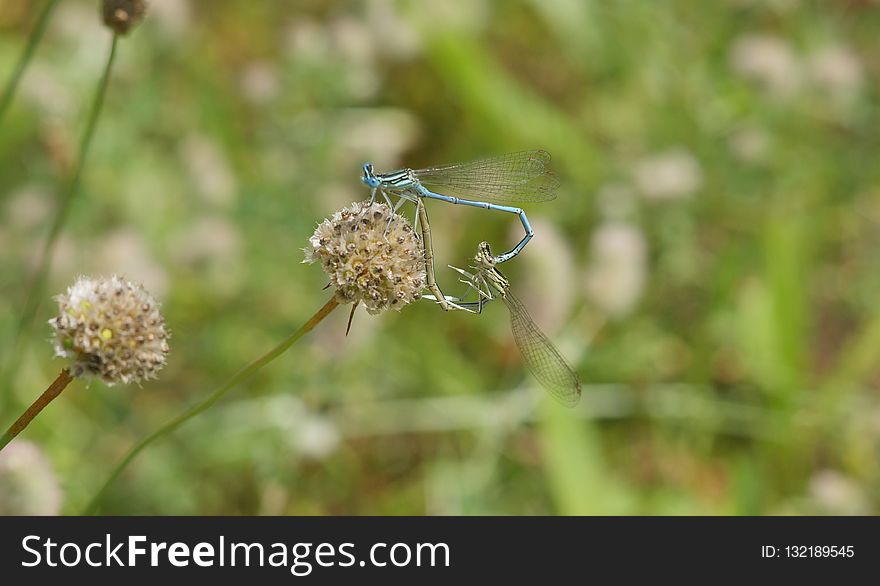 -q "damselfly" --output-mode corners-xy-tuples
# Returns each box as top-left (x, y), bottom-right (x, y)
(361, 150), (559, 310)
(428, 241), (581, 407)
